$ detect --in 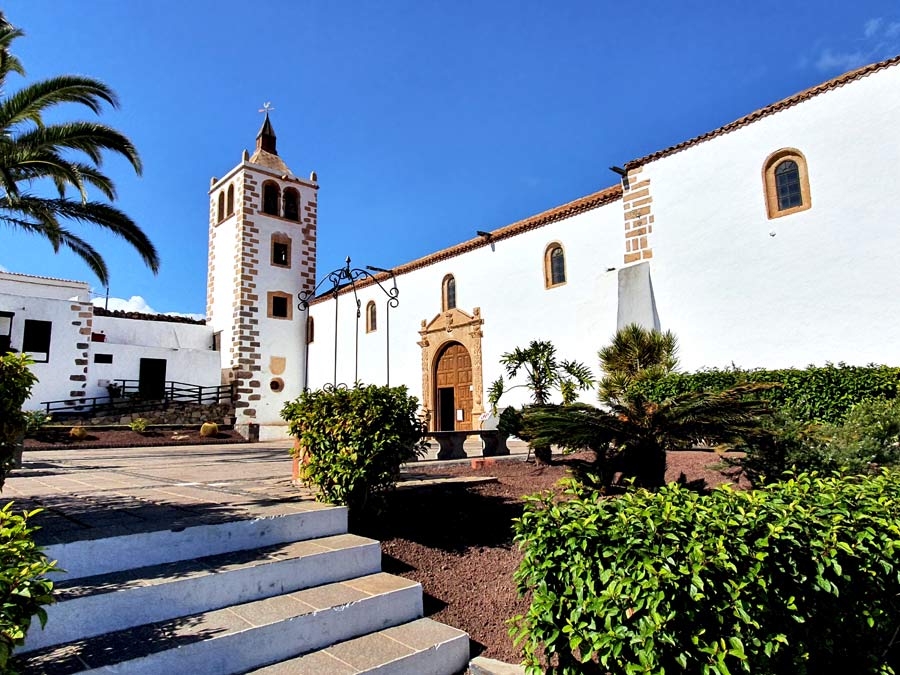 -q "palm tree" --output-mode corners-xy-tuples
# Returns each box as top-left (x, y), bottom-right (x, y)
(0, 13), (158, 285)
(598, 323), (678, 403)
(488, 340), (594, 463)
(522, 326), (772, 487)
